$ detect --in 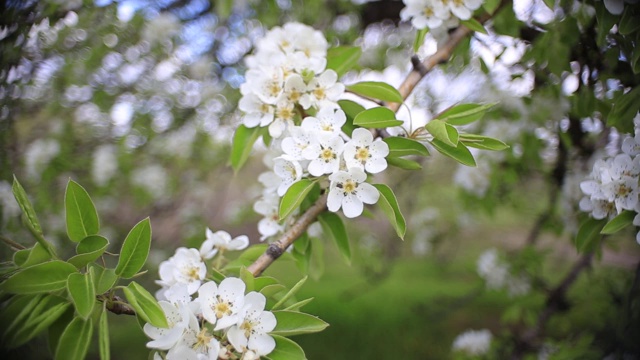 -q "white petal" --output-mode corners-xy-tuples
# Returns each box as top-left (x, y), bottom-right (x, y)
(327, 188), (344, 212)
(365, 157), (388, 174)
(342, 194), (363, 218)
(227, 326), (248, 352)
(357, 182), (380, 204)
(248, 333), (276, 356)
